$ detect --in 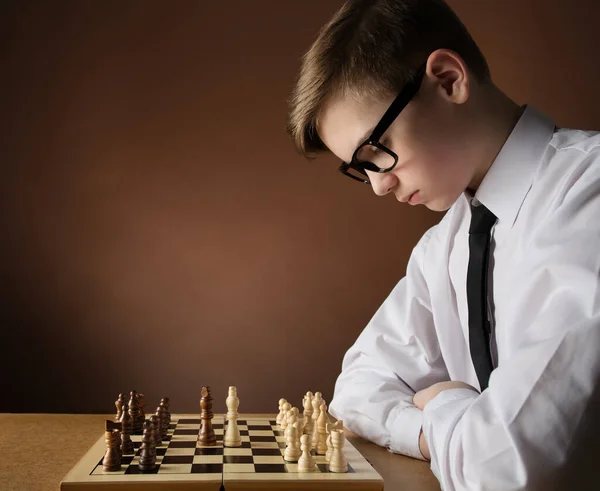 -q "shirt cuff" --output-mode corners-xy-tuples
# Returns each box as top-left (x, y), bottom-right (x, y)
(422, 388), (479, 480)
(387, 405), (426, 460)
